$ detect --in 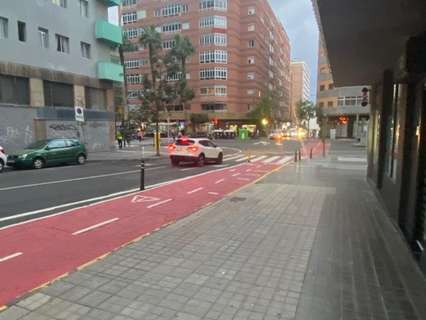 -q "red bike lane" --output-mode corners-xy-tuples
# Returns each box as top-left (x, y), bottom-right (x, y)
(0, 161), (288, 307)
